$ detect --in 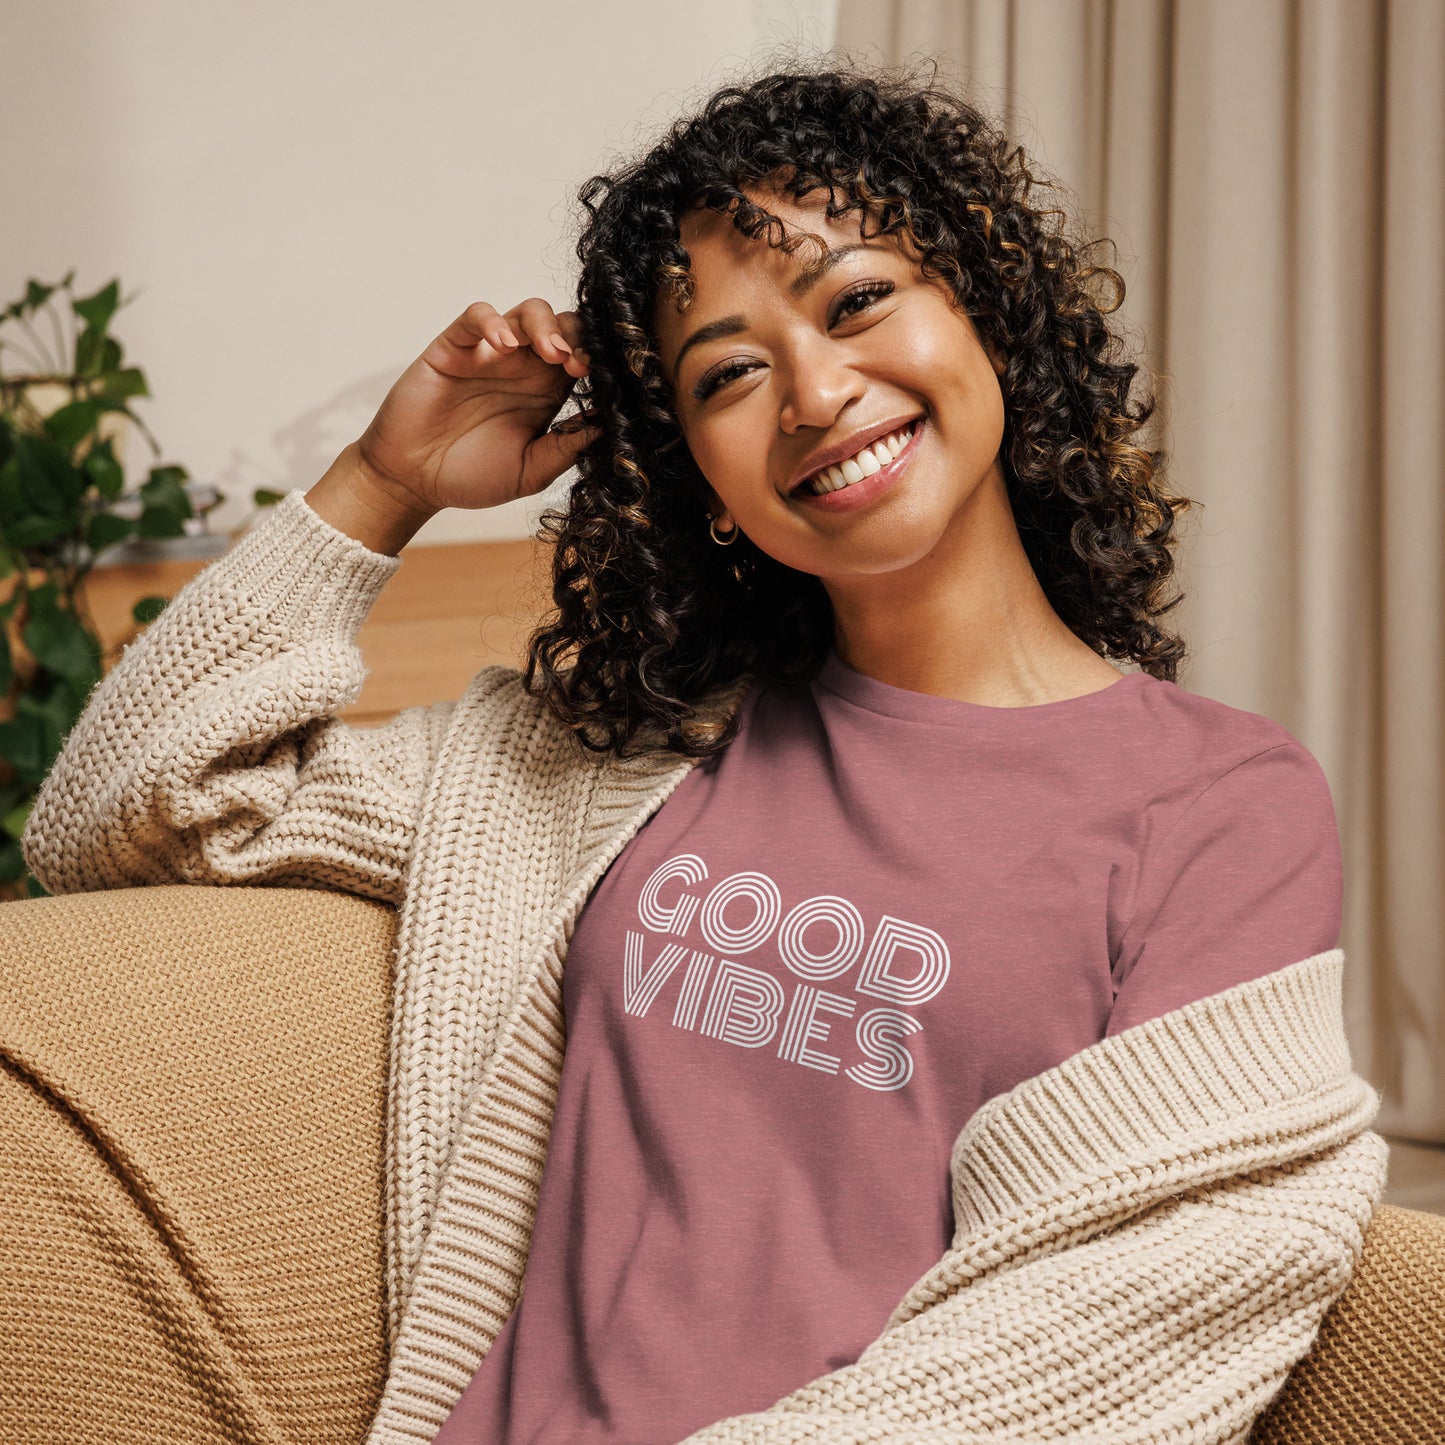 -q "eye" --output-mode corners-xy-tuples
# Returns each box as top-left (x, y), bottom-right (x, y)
(691, 279), (898, 402)
(829, 279), (895, 325)
(692, 358), (756, 402)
